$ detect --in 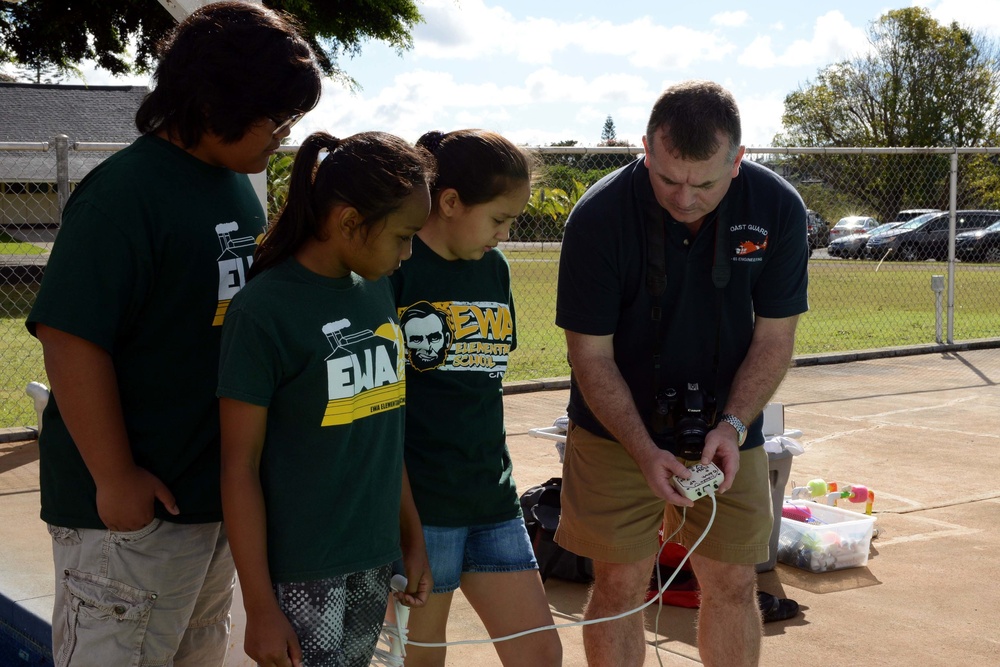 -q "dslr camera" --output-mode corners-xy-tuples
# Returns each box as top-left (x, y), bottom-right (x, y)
(649, 382), (718, 459)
